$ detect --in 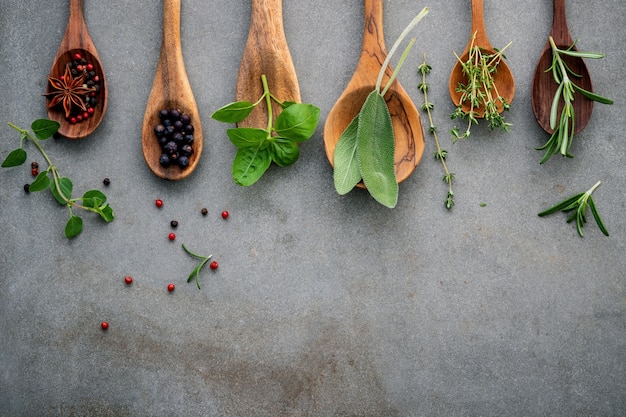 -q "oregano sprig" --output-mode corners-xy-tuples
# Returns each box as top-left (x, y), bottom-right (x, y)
(418, 53), (455, 209)
(536, 37), (613, 164)
(211, 74), (320, 186)
(2, 120), (114, 238)
(538, 180), (609, 237)
(182, 243), (212, 289)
